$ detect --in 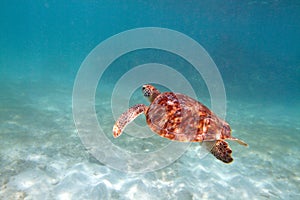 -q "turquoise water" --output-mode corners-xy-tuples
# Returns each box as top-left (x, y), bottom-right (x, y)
(1, 1), (300, 199)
